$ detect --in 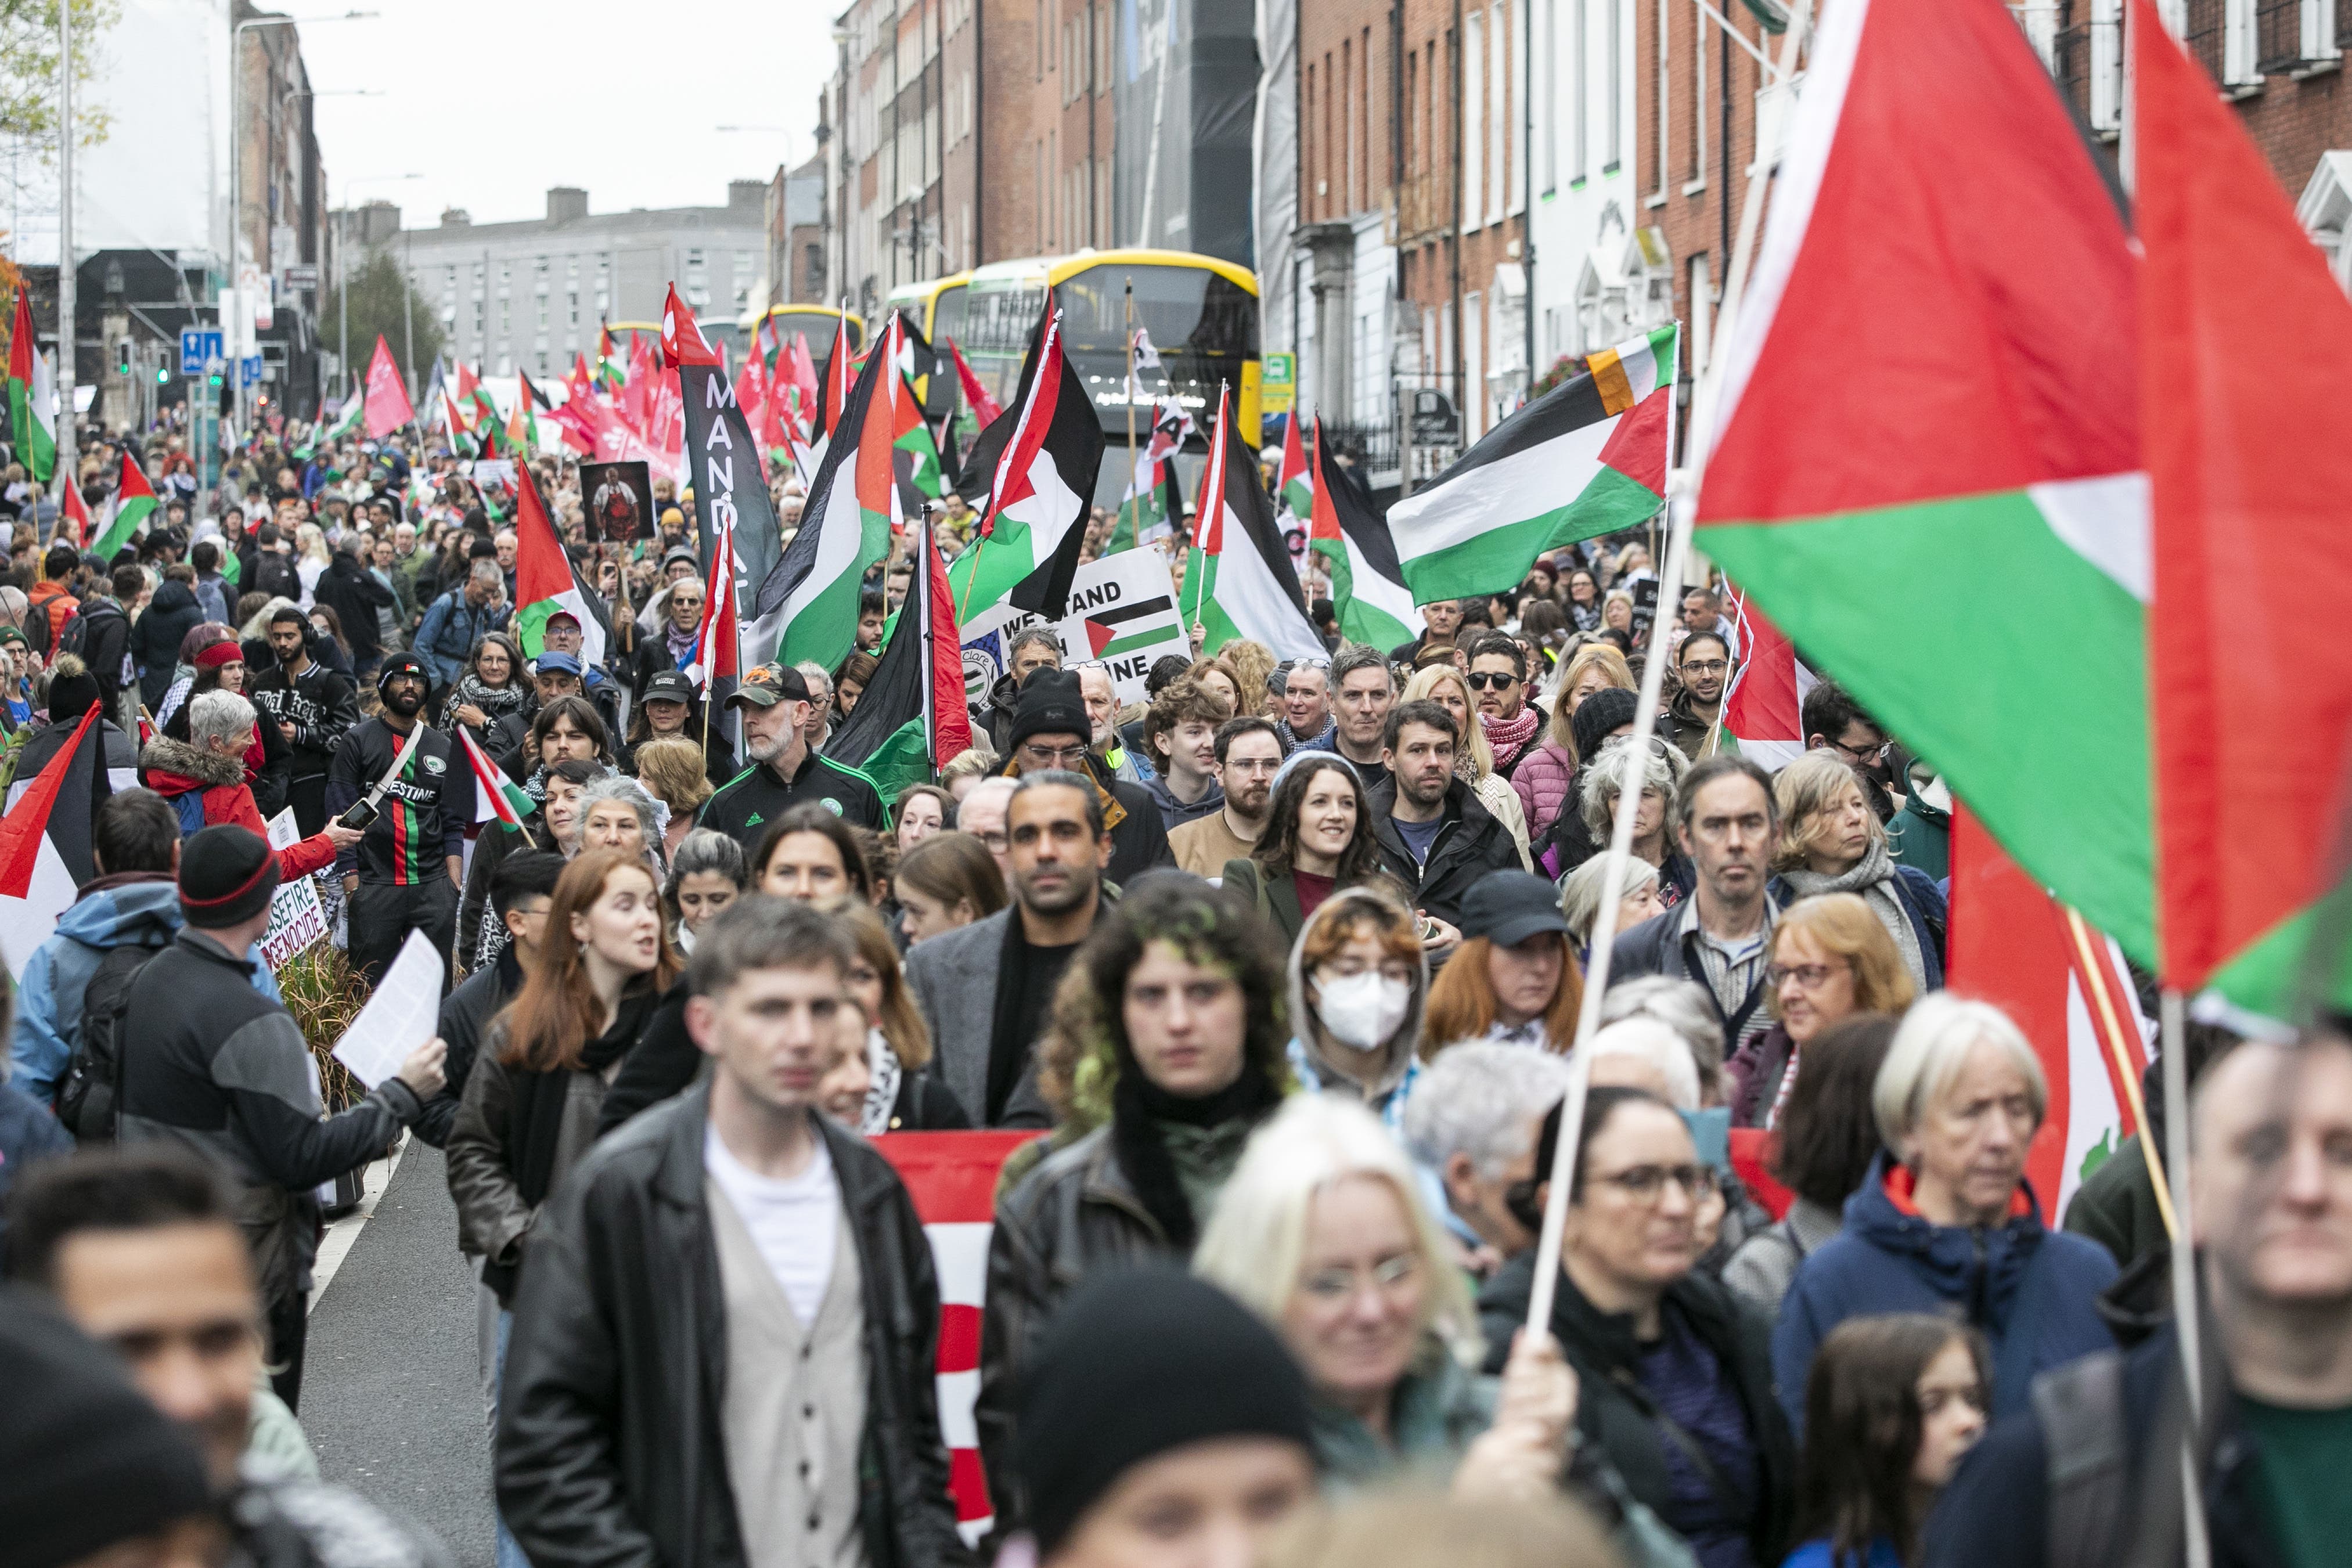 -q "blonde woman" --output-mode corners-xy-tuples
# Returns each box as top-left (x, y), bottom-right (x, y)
(1194, 1096), (1574, 1497)
(1514, 641), (1638, 841)
(629, 737), (712, 863)
(1218, 639), (1280, 718)
(293, 522), (332, 607)
(1728, 891), (1917, 1128)
(1401, 664), (1533, 868)
(1773, 750), (1947, 992)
